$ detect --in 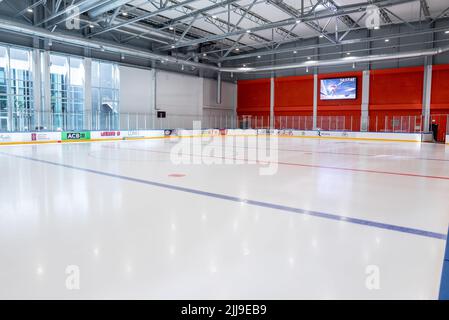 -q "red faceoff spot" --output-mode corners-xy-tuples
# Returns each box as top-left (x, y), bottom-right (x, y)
(168, 173), (186, 178)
